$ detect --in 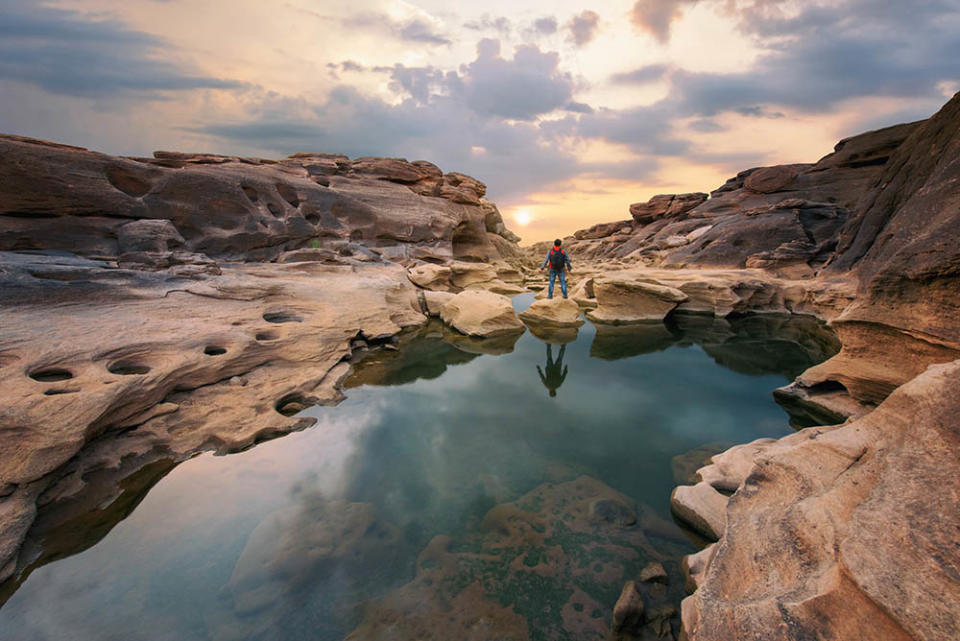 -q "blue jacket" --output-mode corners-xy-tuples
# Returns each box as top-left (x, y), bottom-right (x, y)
(541, 246), (573, 271)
